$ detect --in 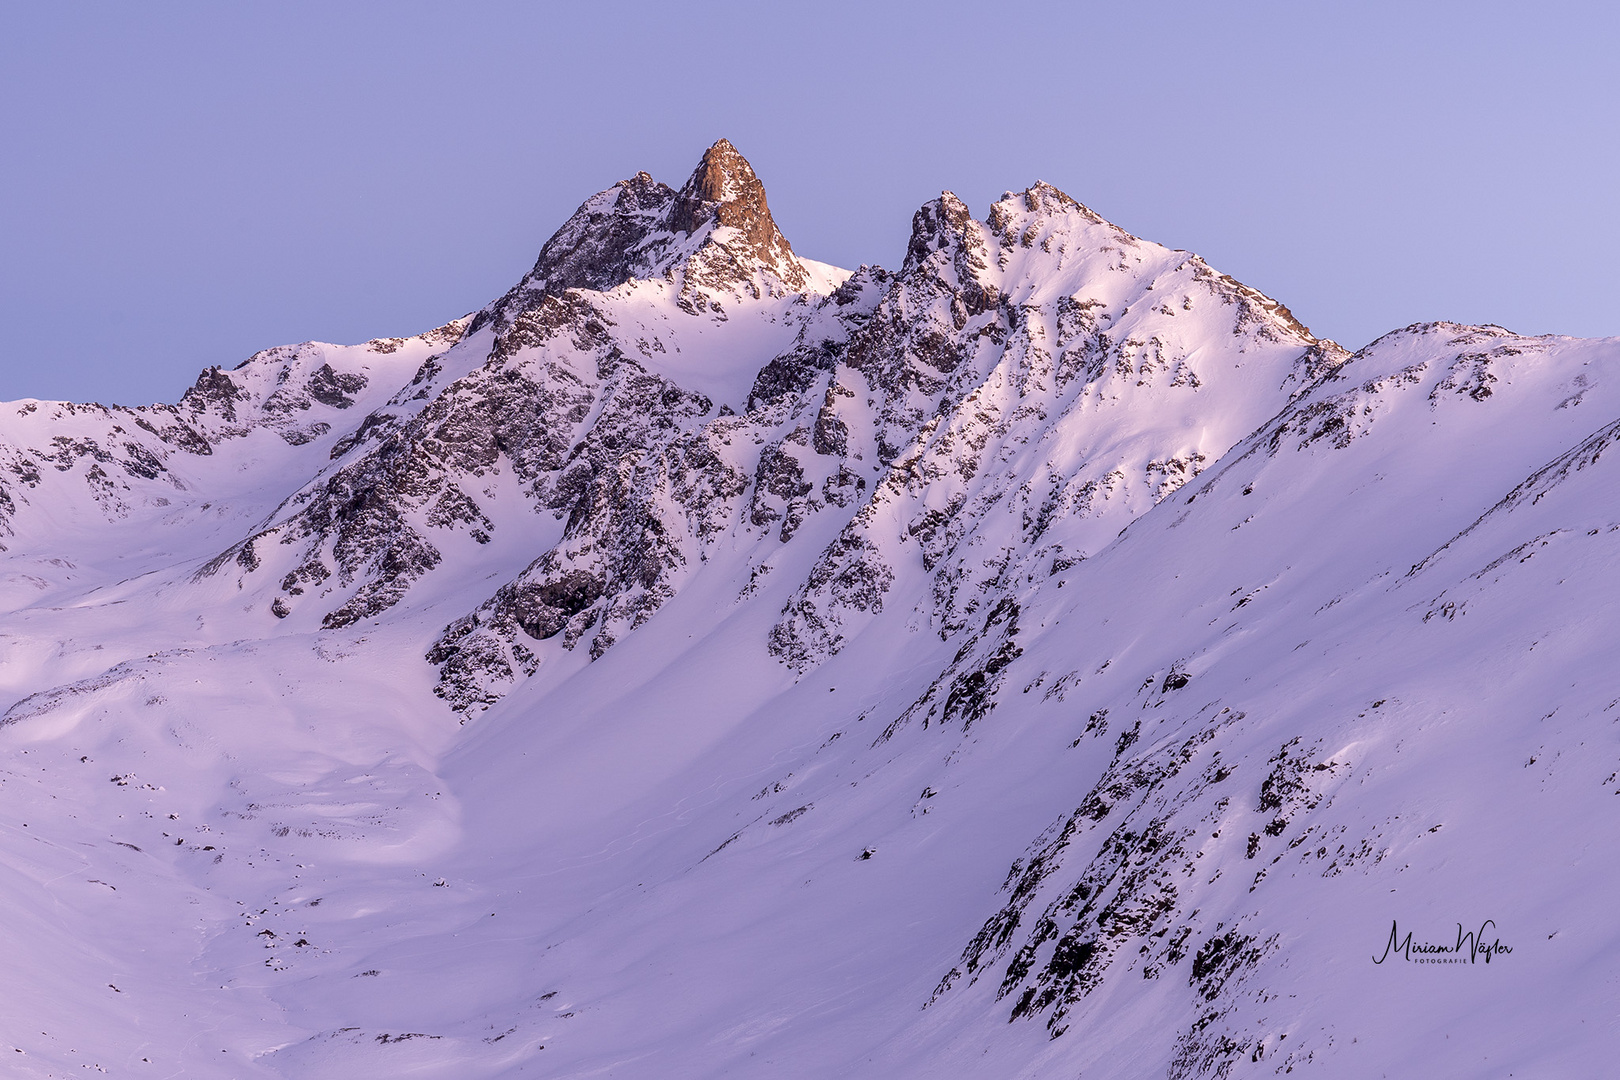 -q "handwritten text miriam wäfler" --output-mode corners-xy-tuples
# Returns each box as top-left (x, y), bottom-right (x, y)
(1373, 920), (1513, 965)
